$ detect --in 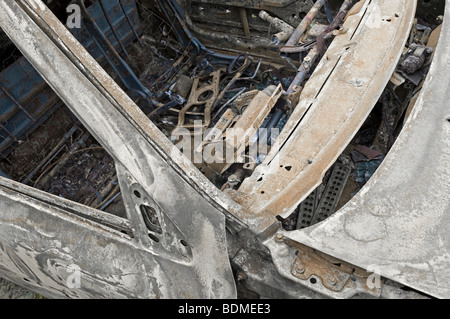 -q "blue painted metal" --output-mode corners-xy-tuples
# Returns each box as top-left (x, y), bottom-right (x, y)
(77, 0), (154, 110)
(0, 169), (10, 179)
(324, 0), (334, 23)
(156, 0), (210, 54)
(98, 0), (131, 59)
(0, 0), (142, 156)
(71, 0), (140, 62)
